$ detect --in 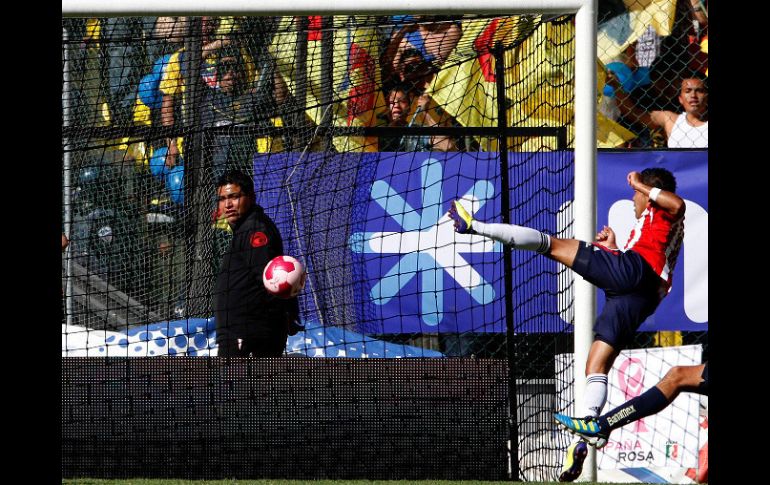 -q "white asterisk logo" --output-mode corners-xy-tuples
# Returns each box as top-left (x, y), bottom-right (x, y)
(349, 157), (501, 326)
